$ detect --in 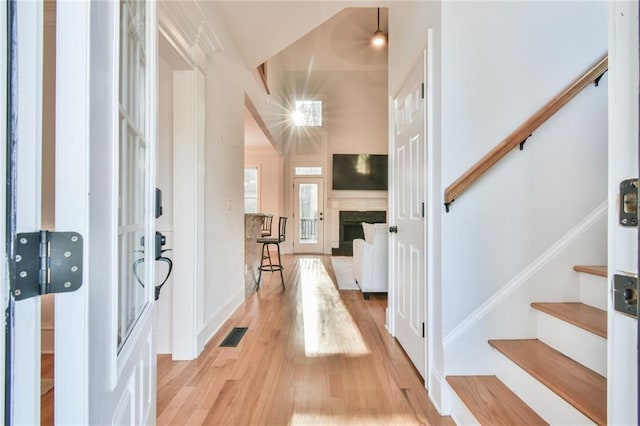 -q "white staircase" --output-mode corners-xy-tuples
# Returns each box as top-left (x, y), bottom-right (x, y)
(448, 265), (607, 425)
